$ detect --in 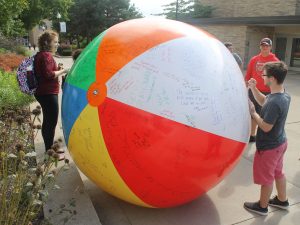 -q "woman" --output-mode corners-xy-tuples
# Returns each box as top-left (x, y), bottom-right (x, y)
(34, 30), (68, 160)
